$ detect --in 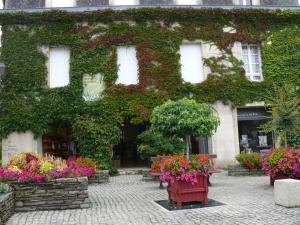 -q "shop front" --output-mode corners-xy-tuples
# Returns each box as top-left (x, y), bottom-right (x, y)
(237, 107), (274, 153)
